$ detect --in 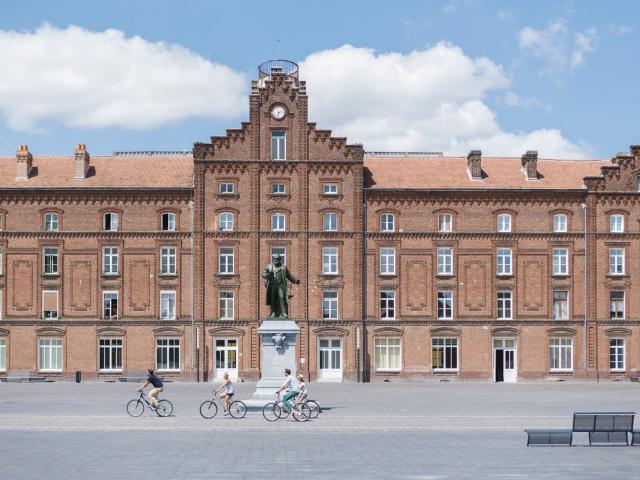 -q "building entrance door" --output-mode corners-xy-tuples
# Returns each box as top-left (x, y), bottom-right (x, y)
(318, 338), (342, 381)
(214, 338), (238, 379)
(493, 338), (517, 383)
